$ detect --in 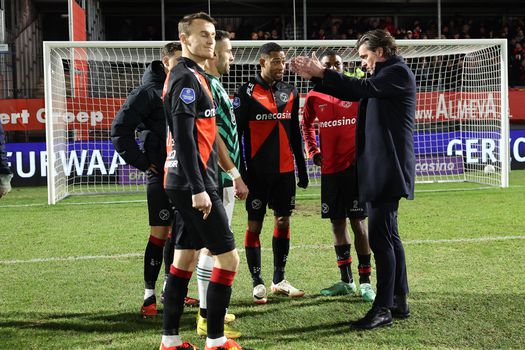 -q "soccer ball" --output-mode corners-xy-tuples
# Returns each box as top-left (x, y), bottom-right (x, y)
(483, 164), (496, 174)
